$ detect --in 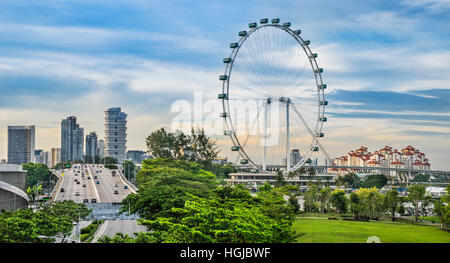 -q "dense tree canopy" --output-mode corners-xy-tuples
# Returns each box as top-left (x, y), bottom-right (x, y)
(121, 158), (218, 219)
(0, 201), (90, 243)
(22, 163), (53, 189)
(146, 127), (218, 166)
(113, 184), (297, 243)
